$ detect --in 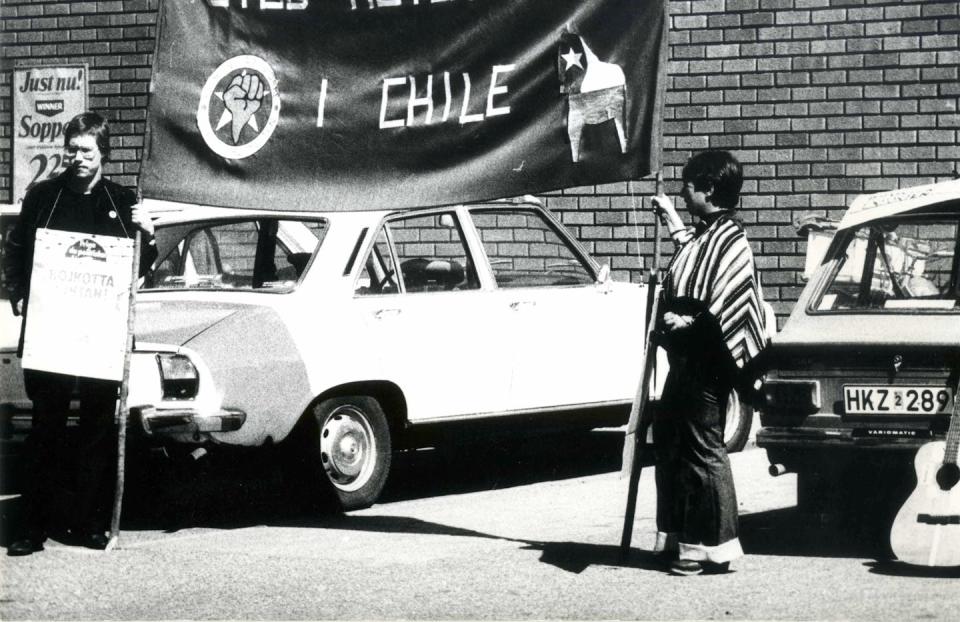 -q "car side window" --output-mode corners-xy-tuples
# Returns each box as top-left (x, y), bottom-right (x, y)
(146, 218), (324, 291)
(356, 212), (479, 296)
(186, 228), (225, 279)
(469, 208), (595, 288)
(389, 212), (479, 294)
(355, 228), (398, 296)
